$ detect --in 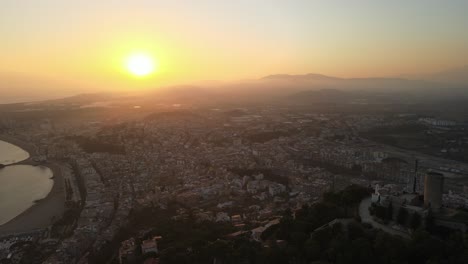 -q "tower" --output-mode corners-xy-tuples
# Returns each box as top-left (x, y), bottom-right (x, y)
(424, 172), (444, 212)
